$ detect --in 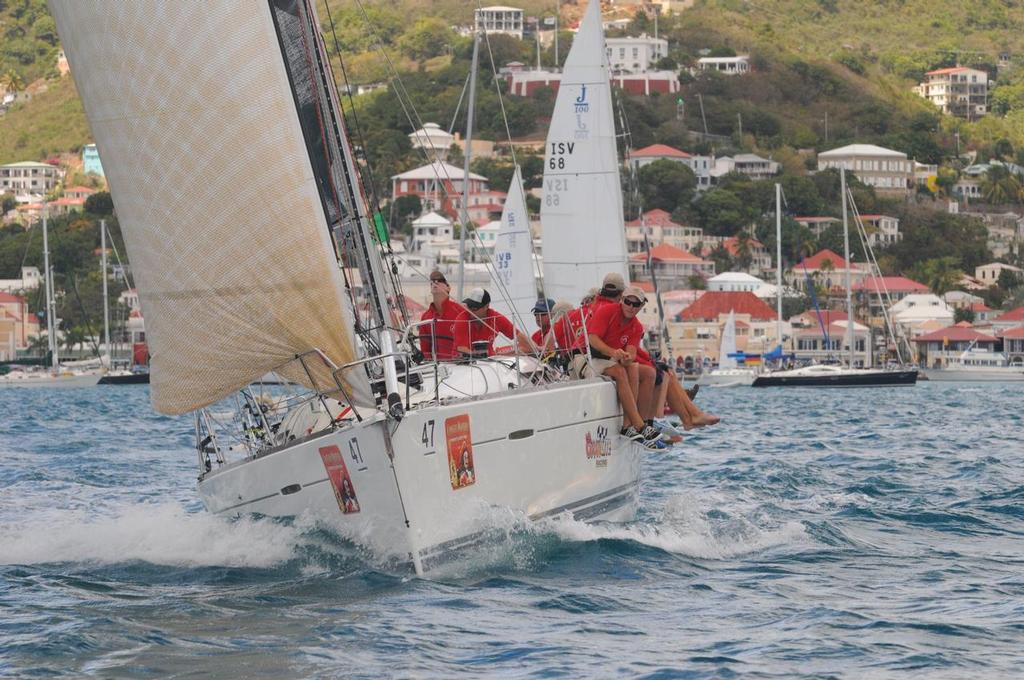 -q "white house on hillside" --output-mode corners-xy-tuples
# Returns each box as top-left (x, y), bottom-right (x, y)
(817, 144), (914, 196)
